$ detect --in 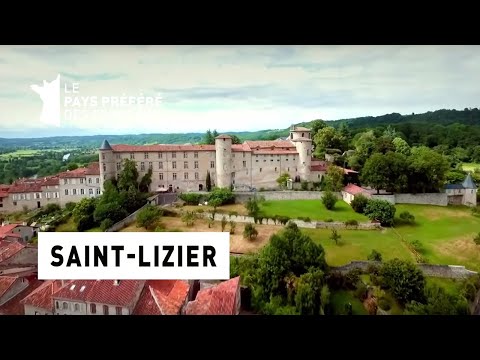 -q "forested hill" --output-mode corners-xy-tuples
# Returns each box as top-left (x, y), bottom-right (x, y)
(1, 108), (480, 150)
